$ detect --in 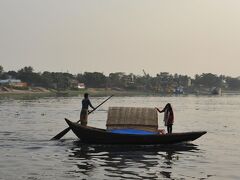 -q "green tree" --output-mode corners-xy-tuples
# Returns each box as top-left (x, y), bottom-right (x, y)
(17, 66), (42, 86)
(175, 74), (190, 87)
(17, 66), (34, 84)
(194, 73), (222, 88)
(7, 71), (17, 78)
(52, 72), (73, 90)
(108, 72), (125, 88)
(0, 65), (3, 75)
(82, 72), (106, 88)
(225, 77), (240, 90)
(76, 73), (84, 83)
(156, 72), (174, 93)
(41, 71), (54, 88)
(0, 65), (4, 79)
